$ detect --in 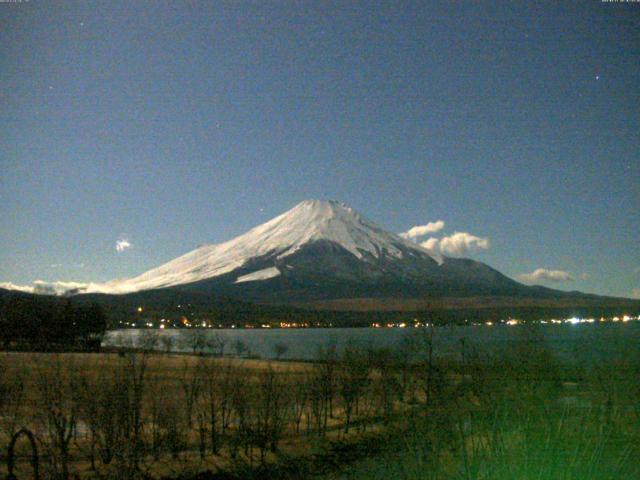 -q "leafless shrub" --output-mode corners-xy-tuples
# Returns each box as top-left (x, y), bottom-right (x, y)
(0, 354), (26, 440)
(208, 332), (227, 357)
(273, 342), (289, 360)
(337, 343), (370, 433)
(137, 329), (159, 352)
(33, 355), (81, 480)
(196, 358), (225, 455)
(289, 372), (309, 434)
(179, 359), (202, 430)
(181, 329), (208, 355)
(369, 348), (403, 424)
(232, 338), (248, 358)
(159, 334), (175, 354)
